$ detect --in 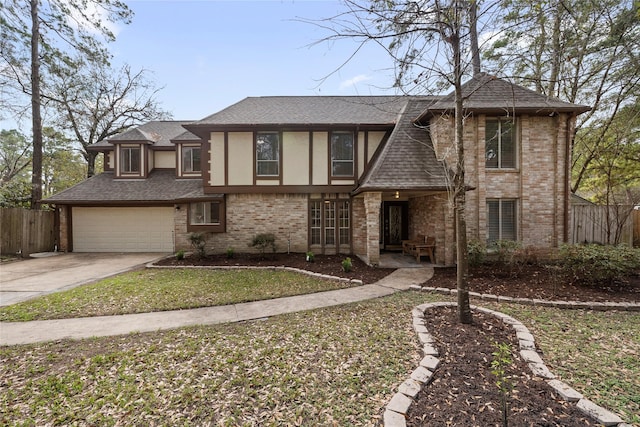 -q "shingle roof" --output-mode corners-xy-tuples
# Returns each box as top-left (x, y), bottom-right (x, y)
(45, 170), (216, 204)
(422, 73), (590, 116)
(88, 121), (197, 151)
(186, 96), (410, 129)
(356, 98), (451, 193)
